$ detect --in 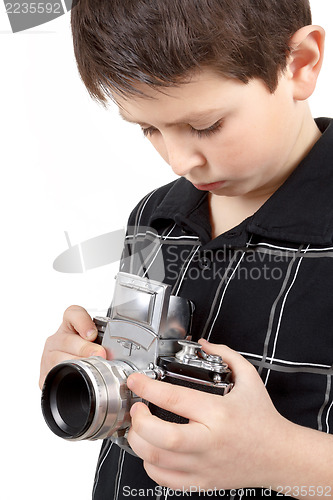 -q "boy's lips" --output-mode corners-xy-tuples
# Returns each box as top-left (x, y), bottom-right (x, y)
(192, 181), (226, 191)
